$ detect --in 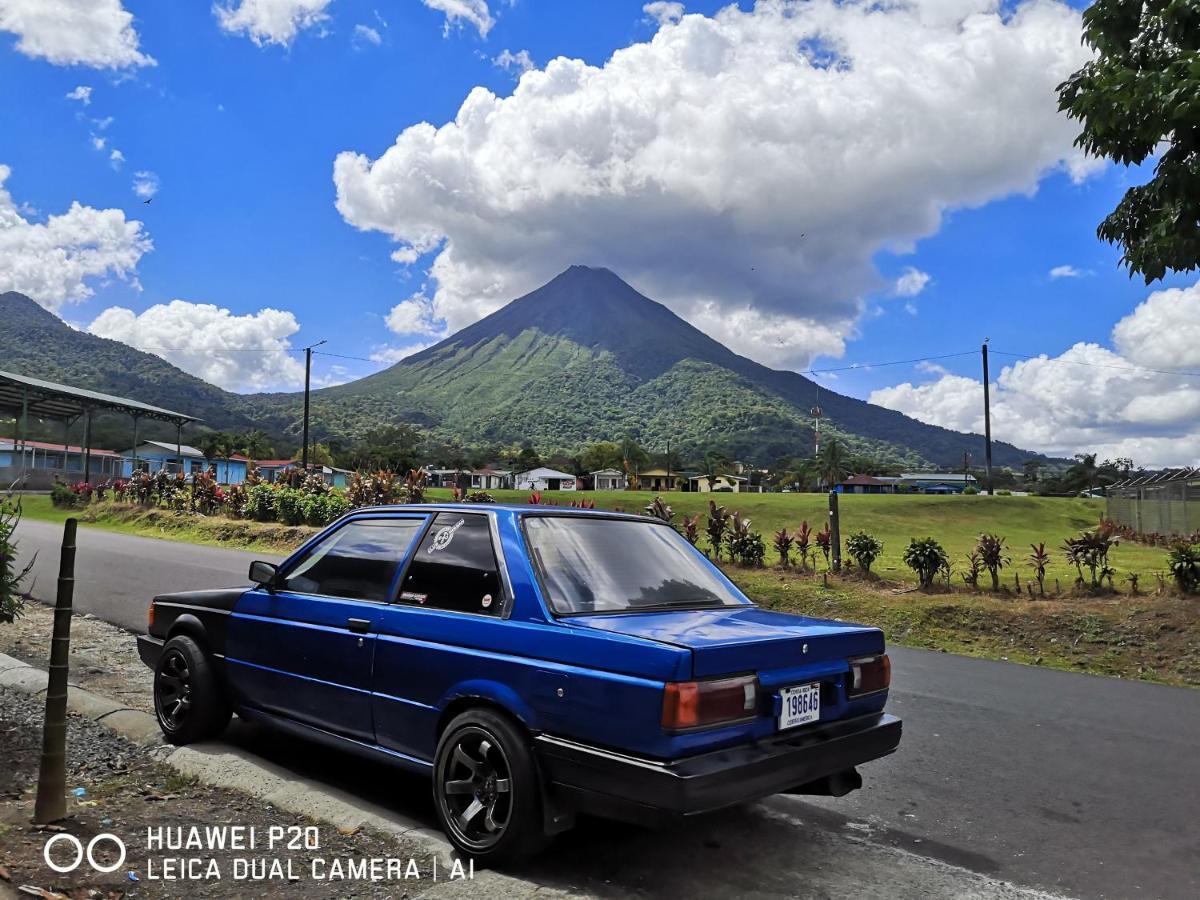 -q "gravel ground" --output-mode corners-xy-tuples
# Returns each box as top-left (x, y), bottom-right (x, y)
(0, 686), (463, 899)
(1, 604), (152, 715)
